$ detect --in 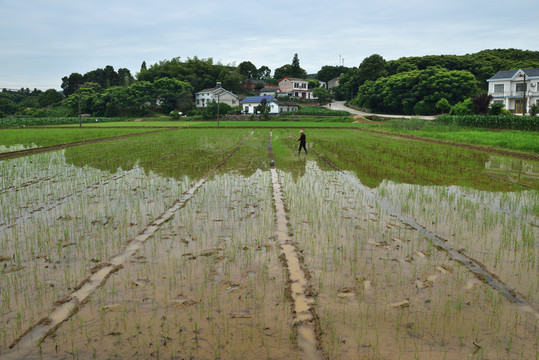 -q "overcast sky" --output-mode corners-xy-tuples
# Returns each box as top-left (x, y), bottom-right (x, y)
(1, 0), (538, 90)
